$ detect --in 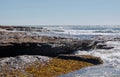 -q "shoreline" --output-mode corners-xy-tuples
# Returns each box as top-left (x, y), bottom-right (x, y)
(0, 26), (110, 77)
